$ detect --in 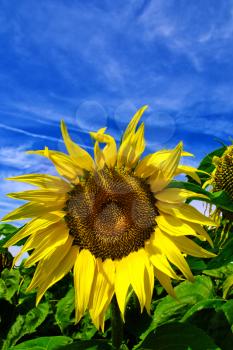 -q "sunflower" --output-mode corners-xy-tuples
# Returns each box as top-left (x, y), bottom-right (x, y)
(2, 106), (216, 330)
(203, 144), (233, 237)
(212, 145), (233, 203)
